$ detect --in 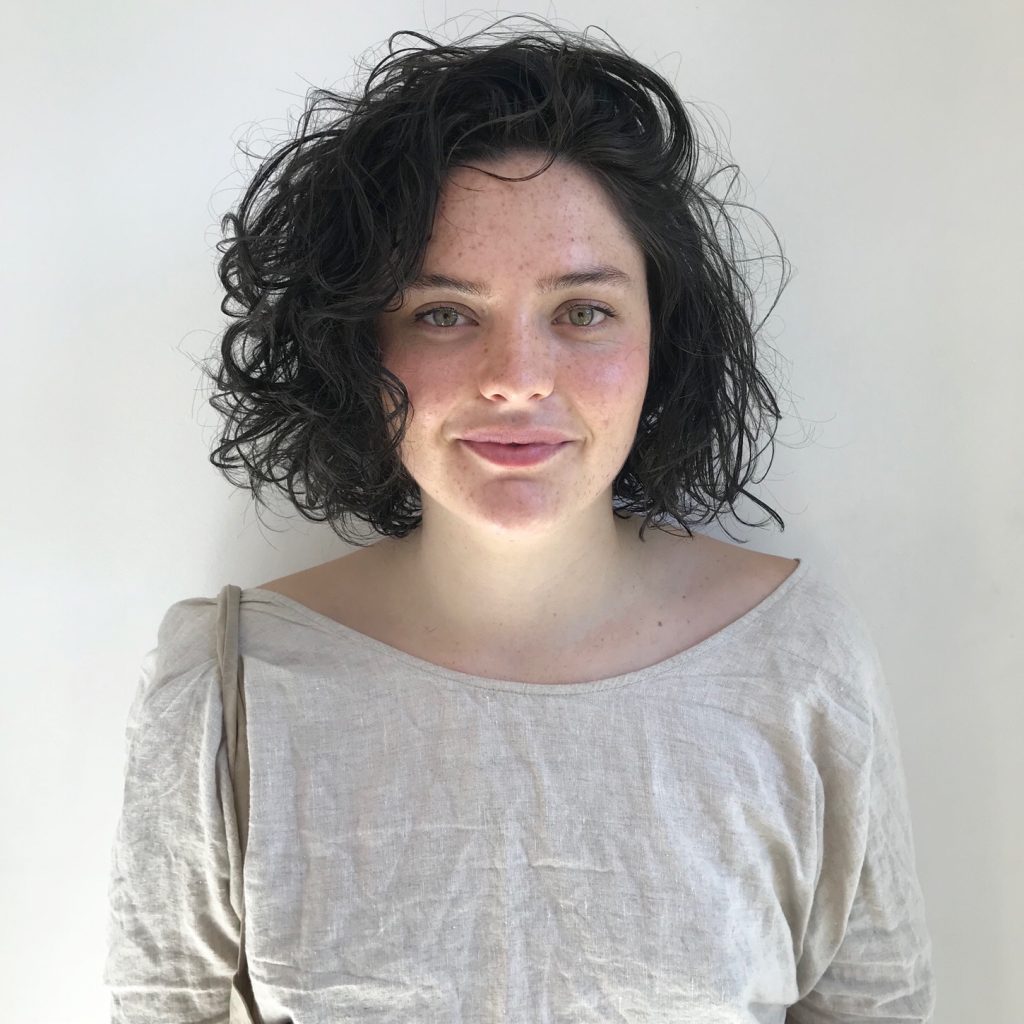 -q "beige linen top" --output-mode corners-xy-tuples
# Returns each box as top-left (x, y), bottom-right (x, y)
(103, 558), (936, 1022)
